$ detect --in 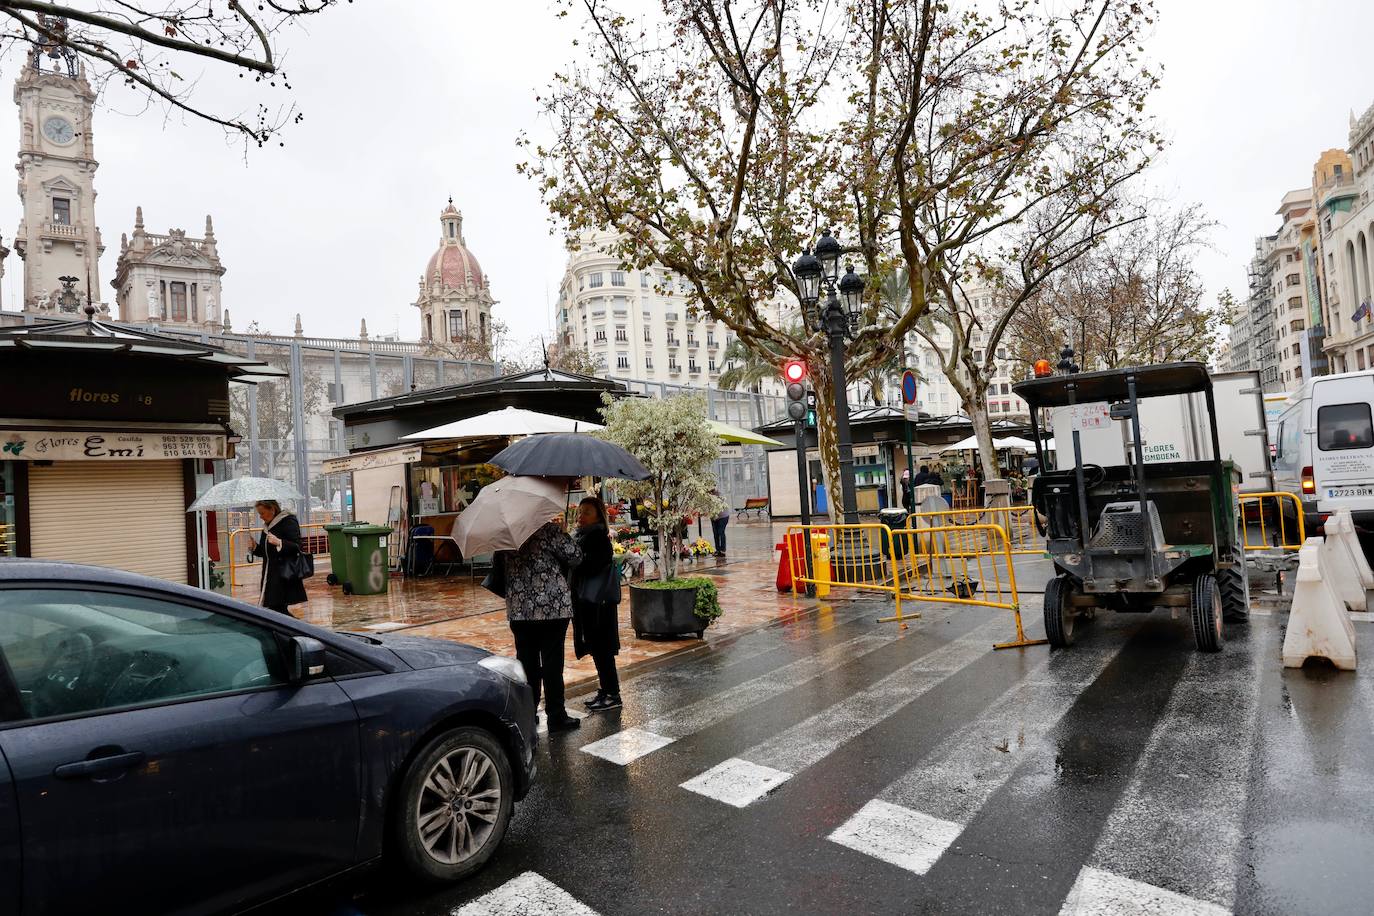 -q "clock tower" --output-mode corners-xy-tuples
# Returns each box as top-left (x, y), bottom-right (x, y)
(12, 35), (104, 314)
